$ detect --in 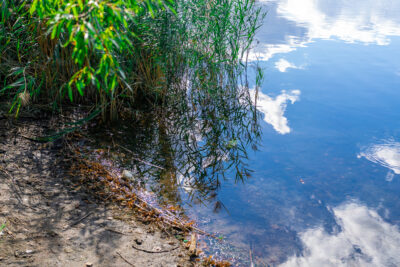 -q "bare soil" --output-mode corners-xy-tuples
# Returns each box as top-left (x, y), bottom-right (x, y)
(0, 109), (194, 267)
